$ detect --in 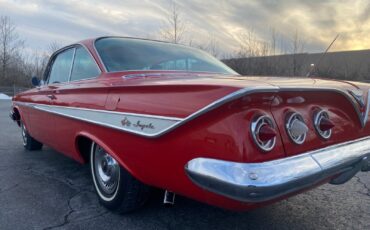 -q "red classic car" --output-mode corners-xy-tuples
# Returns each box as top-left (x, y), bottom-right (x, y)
(10, 37), (370, 213)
